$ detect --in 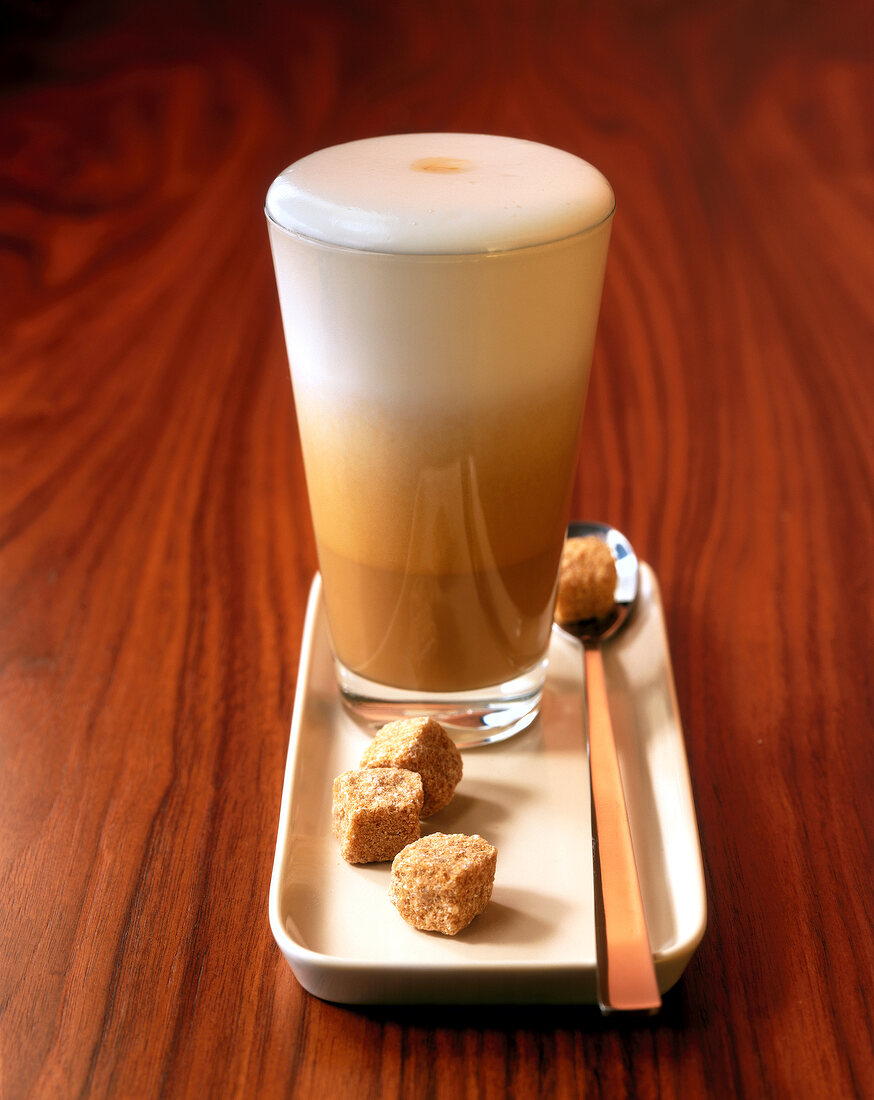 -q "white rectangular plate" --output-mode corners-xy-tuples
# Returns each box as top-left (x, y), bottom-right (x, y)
(269, 564), (706, 1004)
